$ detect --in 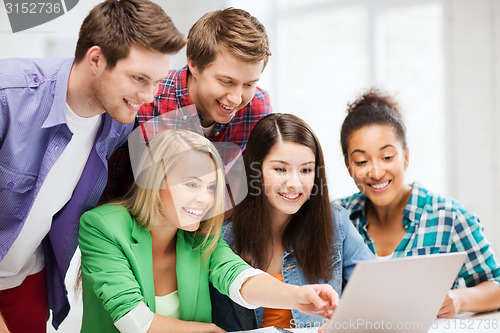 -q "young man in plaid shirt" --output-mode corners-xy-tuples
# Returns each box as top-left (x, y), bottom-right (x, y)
(102, 8), (272, 202)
